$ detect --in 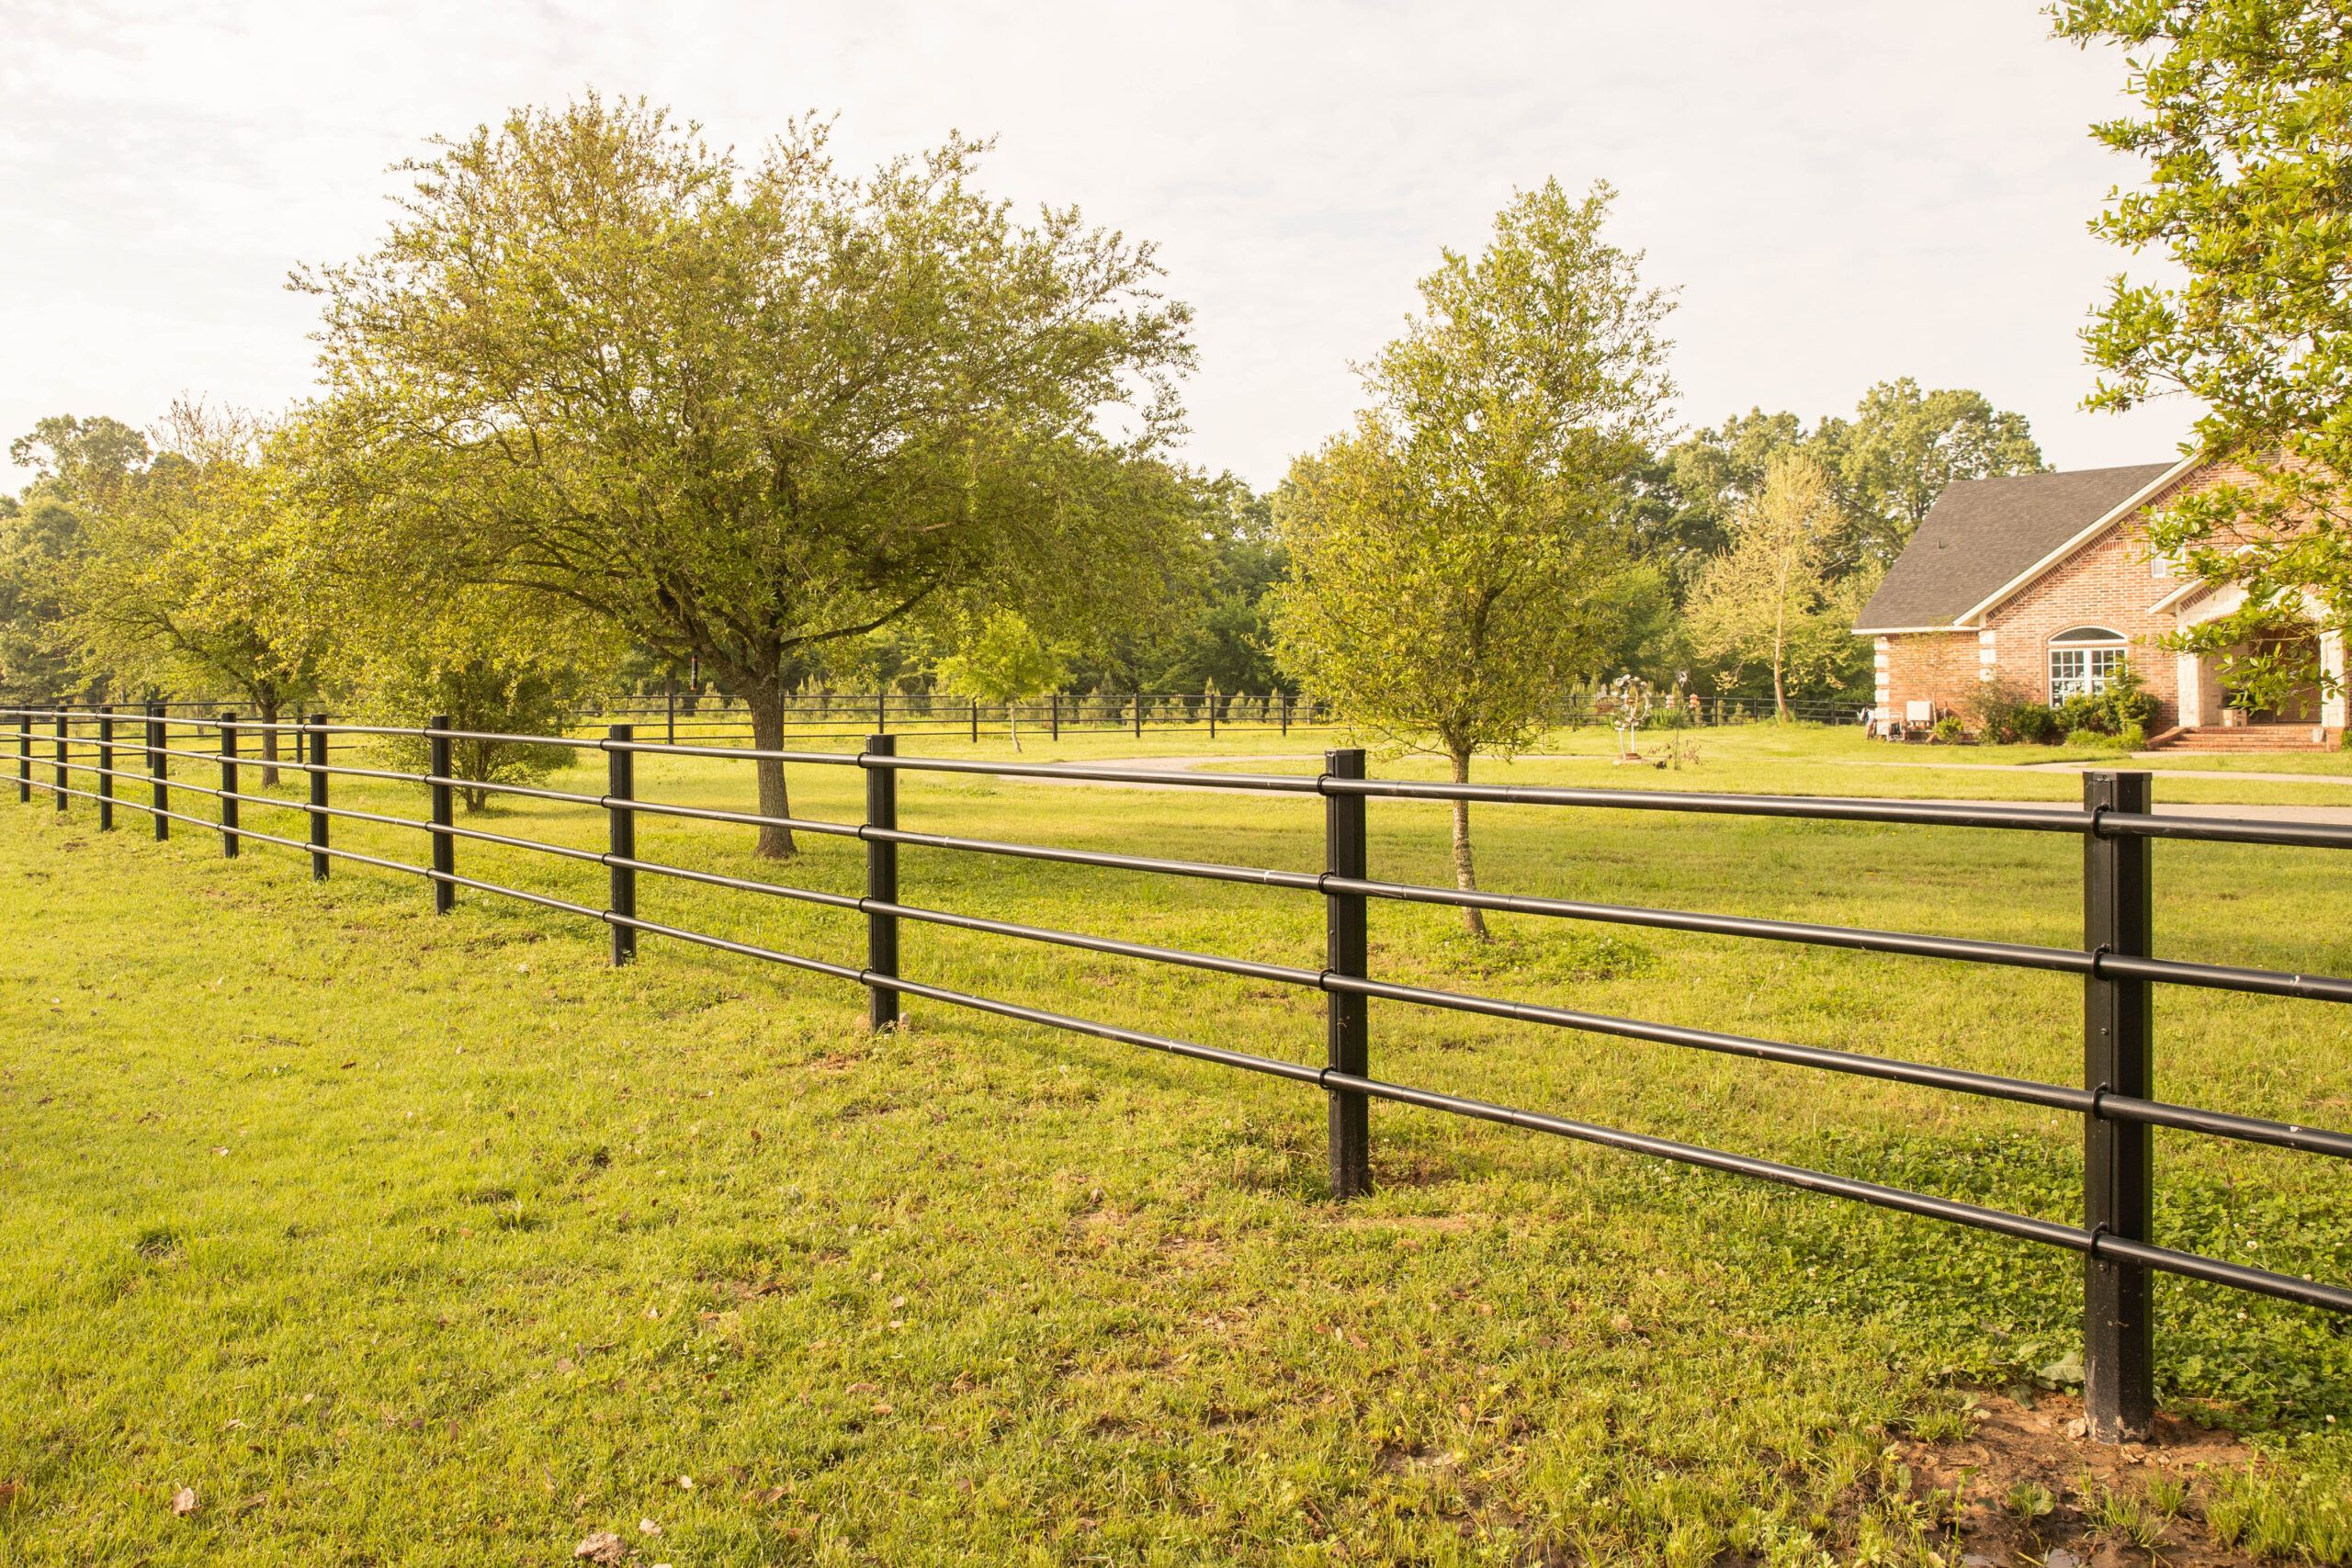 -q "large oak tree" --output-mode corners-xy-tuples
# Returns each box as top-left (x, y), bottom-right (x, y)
(300, 97), (1199, 855)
